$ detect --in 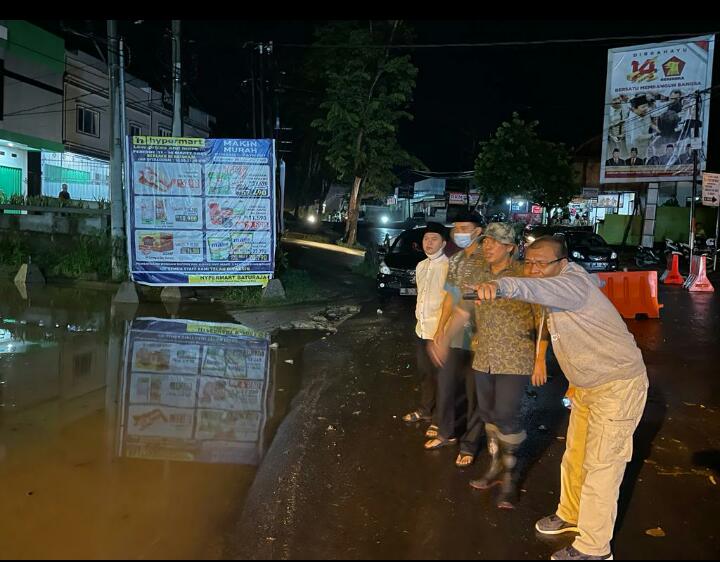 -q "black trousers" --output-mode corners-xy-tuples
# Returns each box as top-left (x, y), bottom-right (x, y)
(417, 337), (437, 419)
(436, 348), (484, 454)
(473, 371), (530, 439)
